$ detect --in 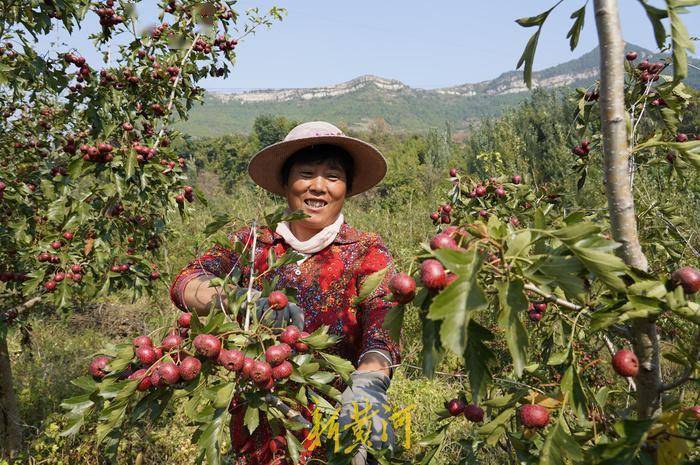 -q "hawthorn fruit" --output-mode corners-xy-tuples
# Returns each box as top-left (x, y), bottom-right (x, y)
(675, 133), (688, 143)
(625, 51), (638, 61)
(268, 291), (288, 310)
(294, 332), (310, 353)
(241, 357), (255, 380)
(251, 360), (273, 385)
(266, 344), (292, 366)
(157, 362), (180, 385)
(512, 175), (522, 184)
(193, 334), (221, 359)
(388, 272), (416, 304)
(519, 404), (549, 428)
(179, 356), (202, 381)
(671, 266), (700, 294)
(133, 335), (153, 348)
(449, 168), (458, 177)
(421, 259), (447, 291)
(280, 325), (302, 345)
(445, 398), (465, 416)
(429, 233), (458, 251)
(177, 312), (192, 328)
(612, 349), (639, 377)
(44, 280), (57, 292)
(136, 346), (158, 366)
(128, 369), (152, 391)
(218, 349), (245, 372)
(51, 240), (62, 250)
(161, 333), (183, 351)
(89, 356), (111, 379)
(463, 404), (484, 422)
(271, 360), (293, 380)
